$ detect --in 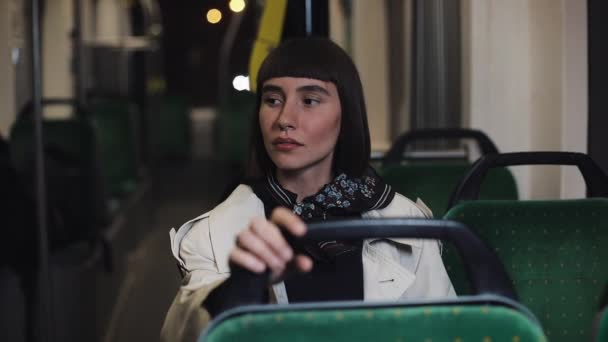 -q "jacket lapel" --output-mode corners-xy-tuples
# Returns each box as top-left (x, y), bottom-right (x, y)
(360, 193), (429, 300)
(362, 240), (420, 300)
